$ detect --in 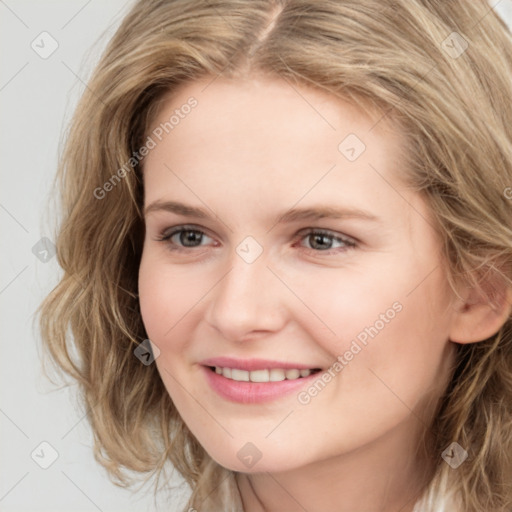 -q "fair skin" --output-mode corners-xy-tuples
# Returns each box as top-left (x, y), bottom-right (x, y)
(138, 74), (508, 512)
